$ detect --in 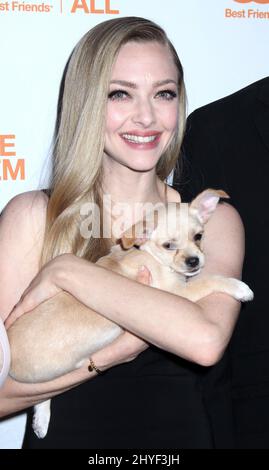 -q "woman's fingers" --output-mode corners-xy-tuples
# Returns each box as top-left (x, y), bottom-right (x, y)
(4, 255), (70, 330)
(136, 265), (152, 285)
(5, 290), (37, 329)
(5, 302), (25, 330)
(5, 284), (59, 330)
